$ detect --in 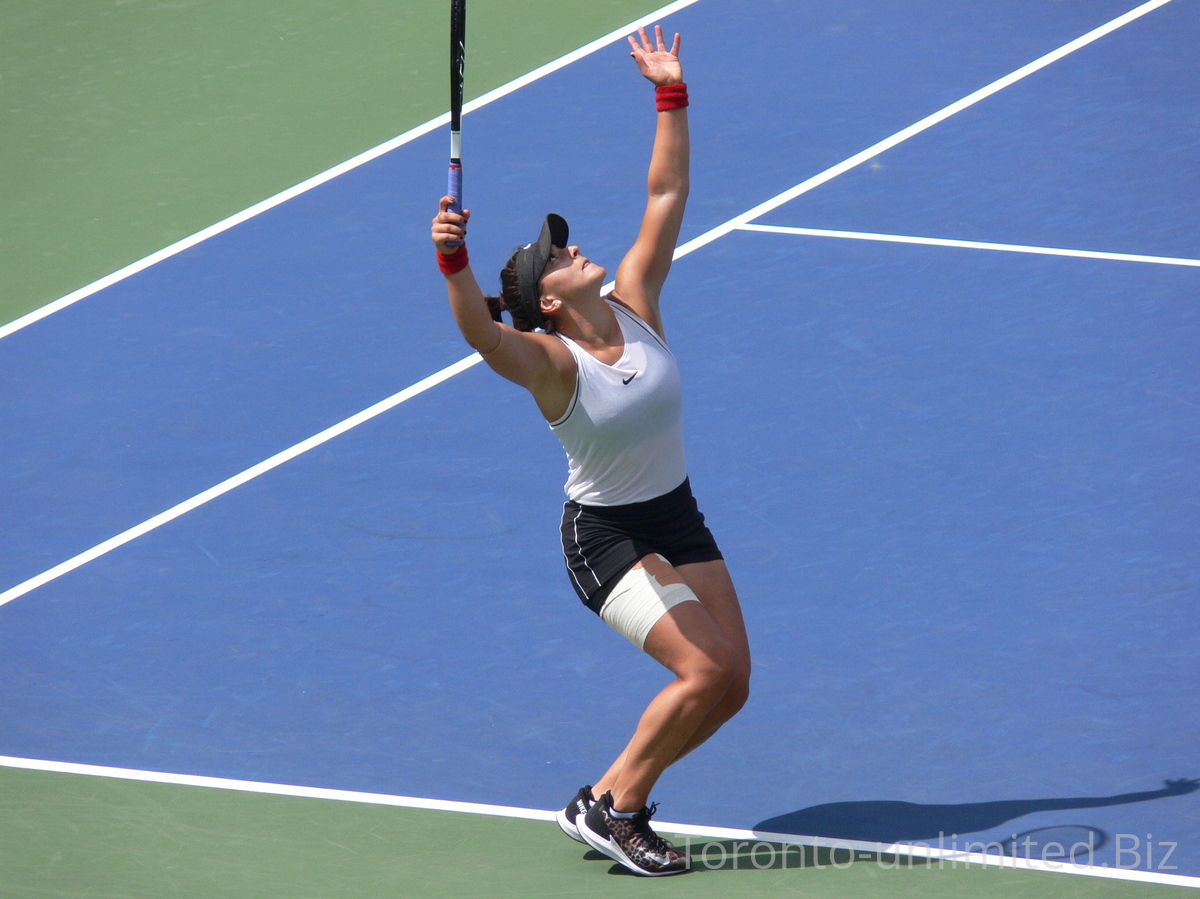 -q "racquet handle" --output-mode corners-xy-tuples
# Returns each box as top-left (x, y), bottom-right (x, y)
(446, 159), (463, 245)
